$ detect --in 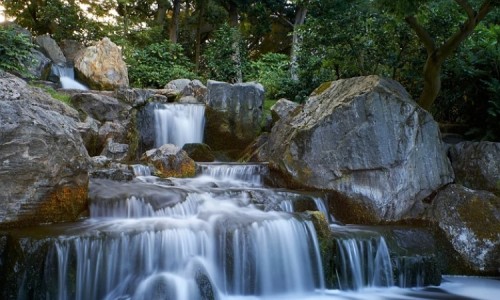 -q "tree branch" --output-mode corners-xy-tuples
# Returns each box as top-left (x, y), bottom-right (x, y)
(439, 0), (494, 60)
(405, 15), (436, 54)
(455, 0), (475, 19)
